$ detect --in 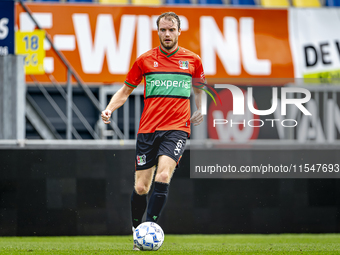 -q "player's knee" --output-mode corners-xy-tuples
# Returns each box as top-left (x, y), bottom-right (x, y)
(135, 183), (149, 195)
(156, 171), (170, 183)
